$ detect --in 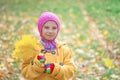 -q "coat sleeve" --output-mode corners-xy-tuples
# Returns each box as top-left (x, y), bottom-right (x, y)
(21, 56), (45, 79)
(50, 46), (76, 80)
